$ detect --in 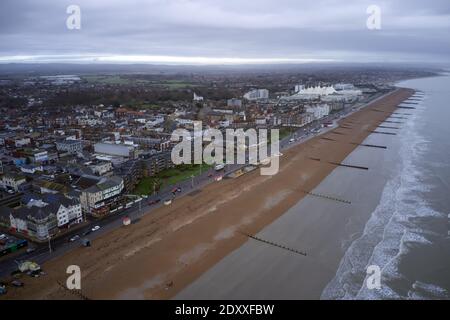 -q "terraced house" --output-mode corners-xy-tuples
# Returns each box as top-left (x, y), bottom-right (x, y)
(79, 175), (124, 217)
